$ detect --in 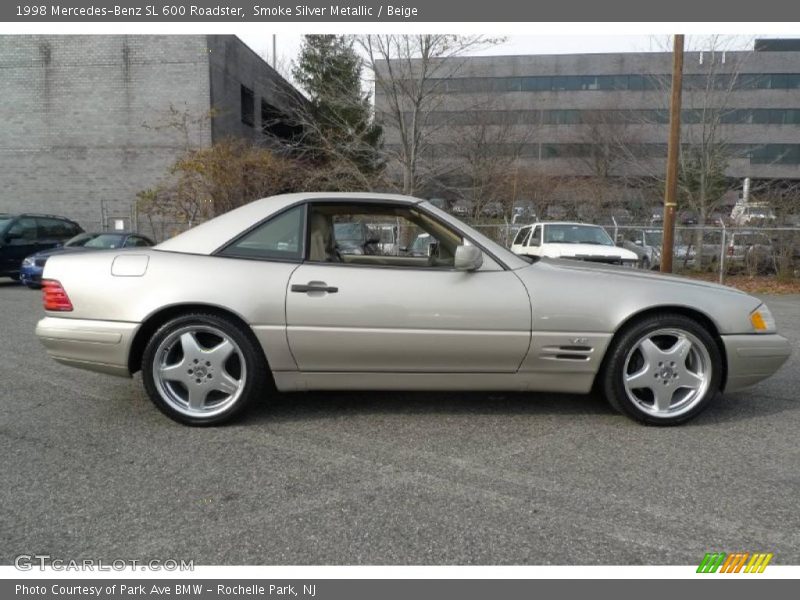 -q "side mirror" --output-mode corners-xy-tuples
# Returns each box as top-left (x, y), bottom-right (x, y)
(454, 245), (483, 271)
(5, 231), (22, 242)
